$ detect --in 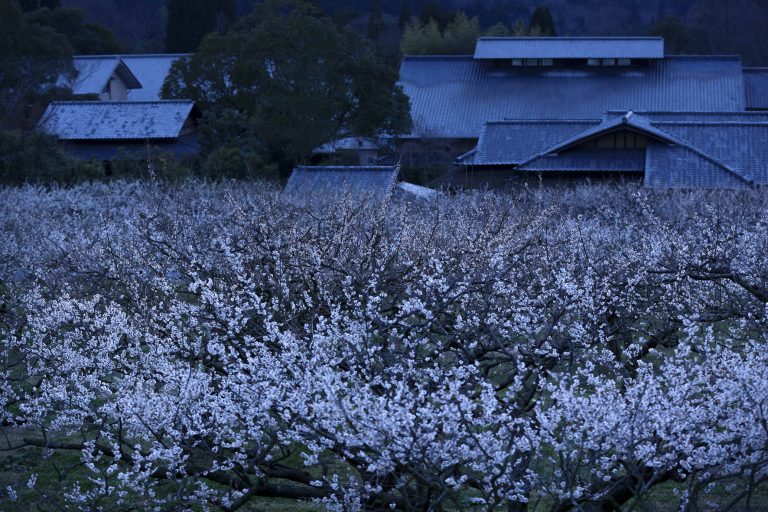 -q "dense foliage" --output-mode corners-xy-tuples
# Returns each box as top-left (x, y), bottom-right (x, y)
(163, 0), (411, 176)
(2, 181), (768, 511)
